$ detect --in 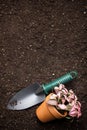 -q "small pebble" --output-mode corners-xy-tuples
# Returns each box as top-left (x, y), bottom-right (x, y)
(62, 12), (65, 15)
(29, 44), (32, 47)
(51, 24), (54, 27)
(83, 11), (86, 14)
(50, 40), (53, 43)
(52, 73), (55, 76)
